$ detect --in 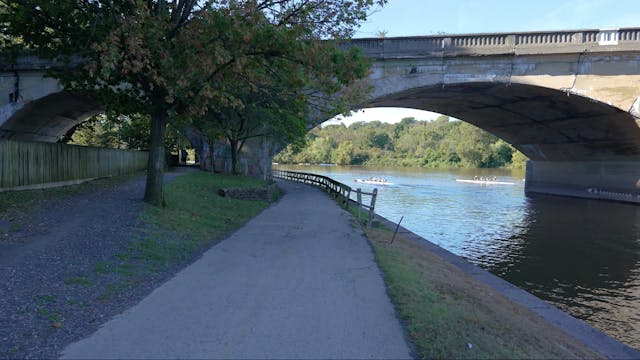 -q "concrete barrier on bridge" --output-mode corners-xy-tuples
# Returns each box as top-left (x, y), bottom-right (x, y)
(525, 160), (640, 204)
